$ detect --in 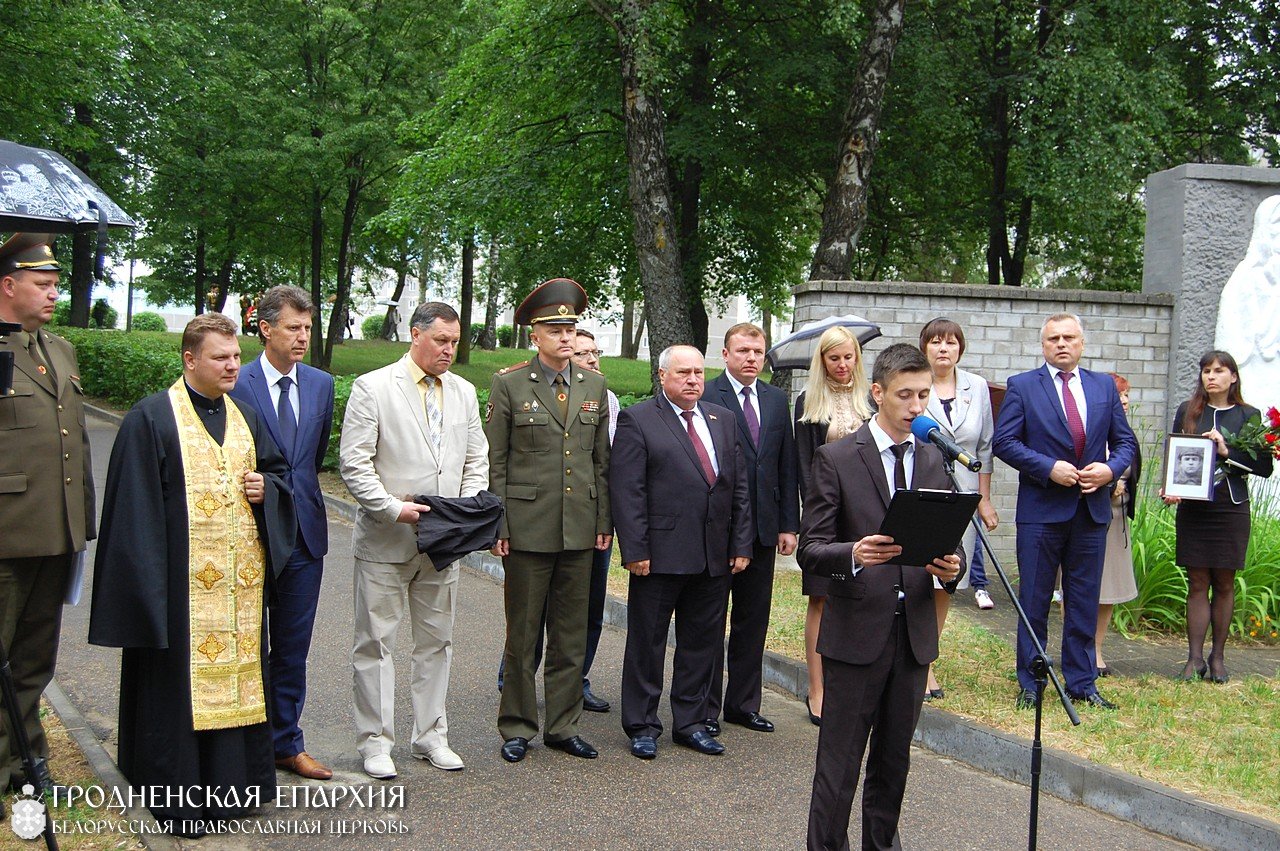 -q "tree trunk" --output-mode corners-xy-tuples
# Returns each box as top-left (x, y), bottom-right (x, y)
(629, 307), (646, 359)
(68, 232), (94, 327)
(609, 0), (695, 384)
(620, 299), (635, 358)
(308, 187), (324, 365)
(324, 171), (362, 367)
(213, 252), (233, 314)
(808, 0), (906, 281)
(383, 246), (410, 340)
(457, 233), (475, 365)
(480, 237), (500, 350)
(194, 226), (207, 316)
(676, 0), (713, 352)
